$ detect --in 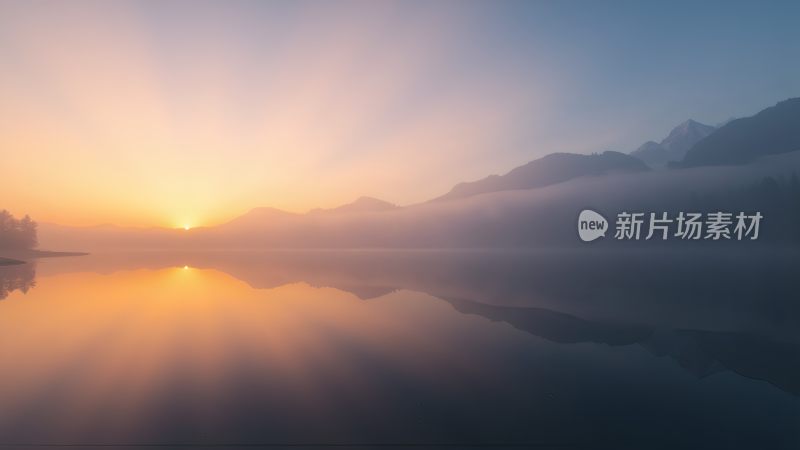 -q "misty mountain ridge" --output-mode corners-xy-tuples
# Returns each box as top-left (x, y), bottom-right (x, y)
(432, 151), (649, 202)
(309, 196), (398, 214)
(631, 119), (716, 167)
(679, 97), (800, 167)
(35, 148), (800, 250)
